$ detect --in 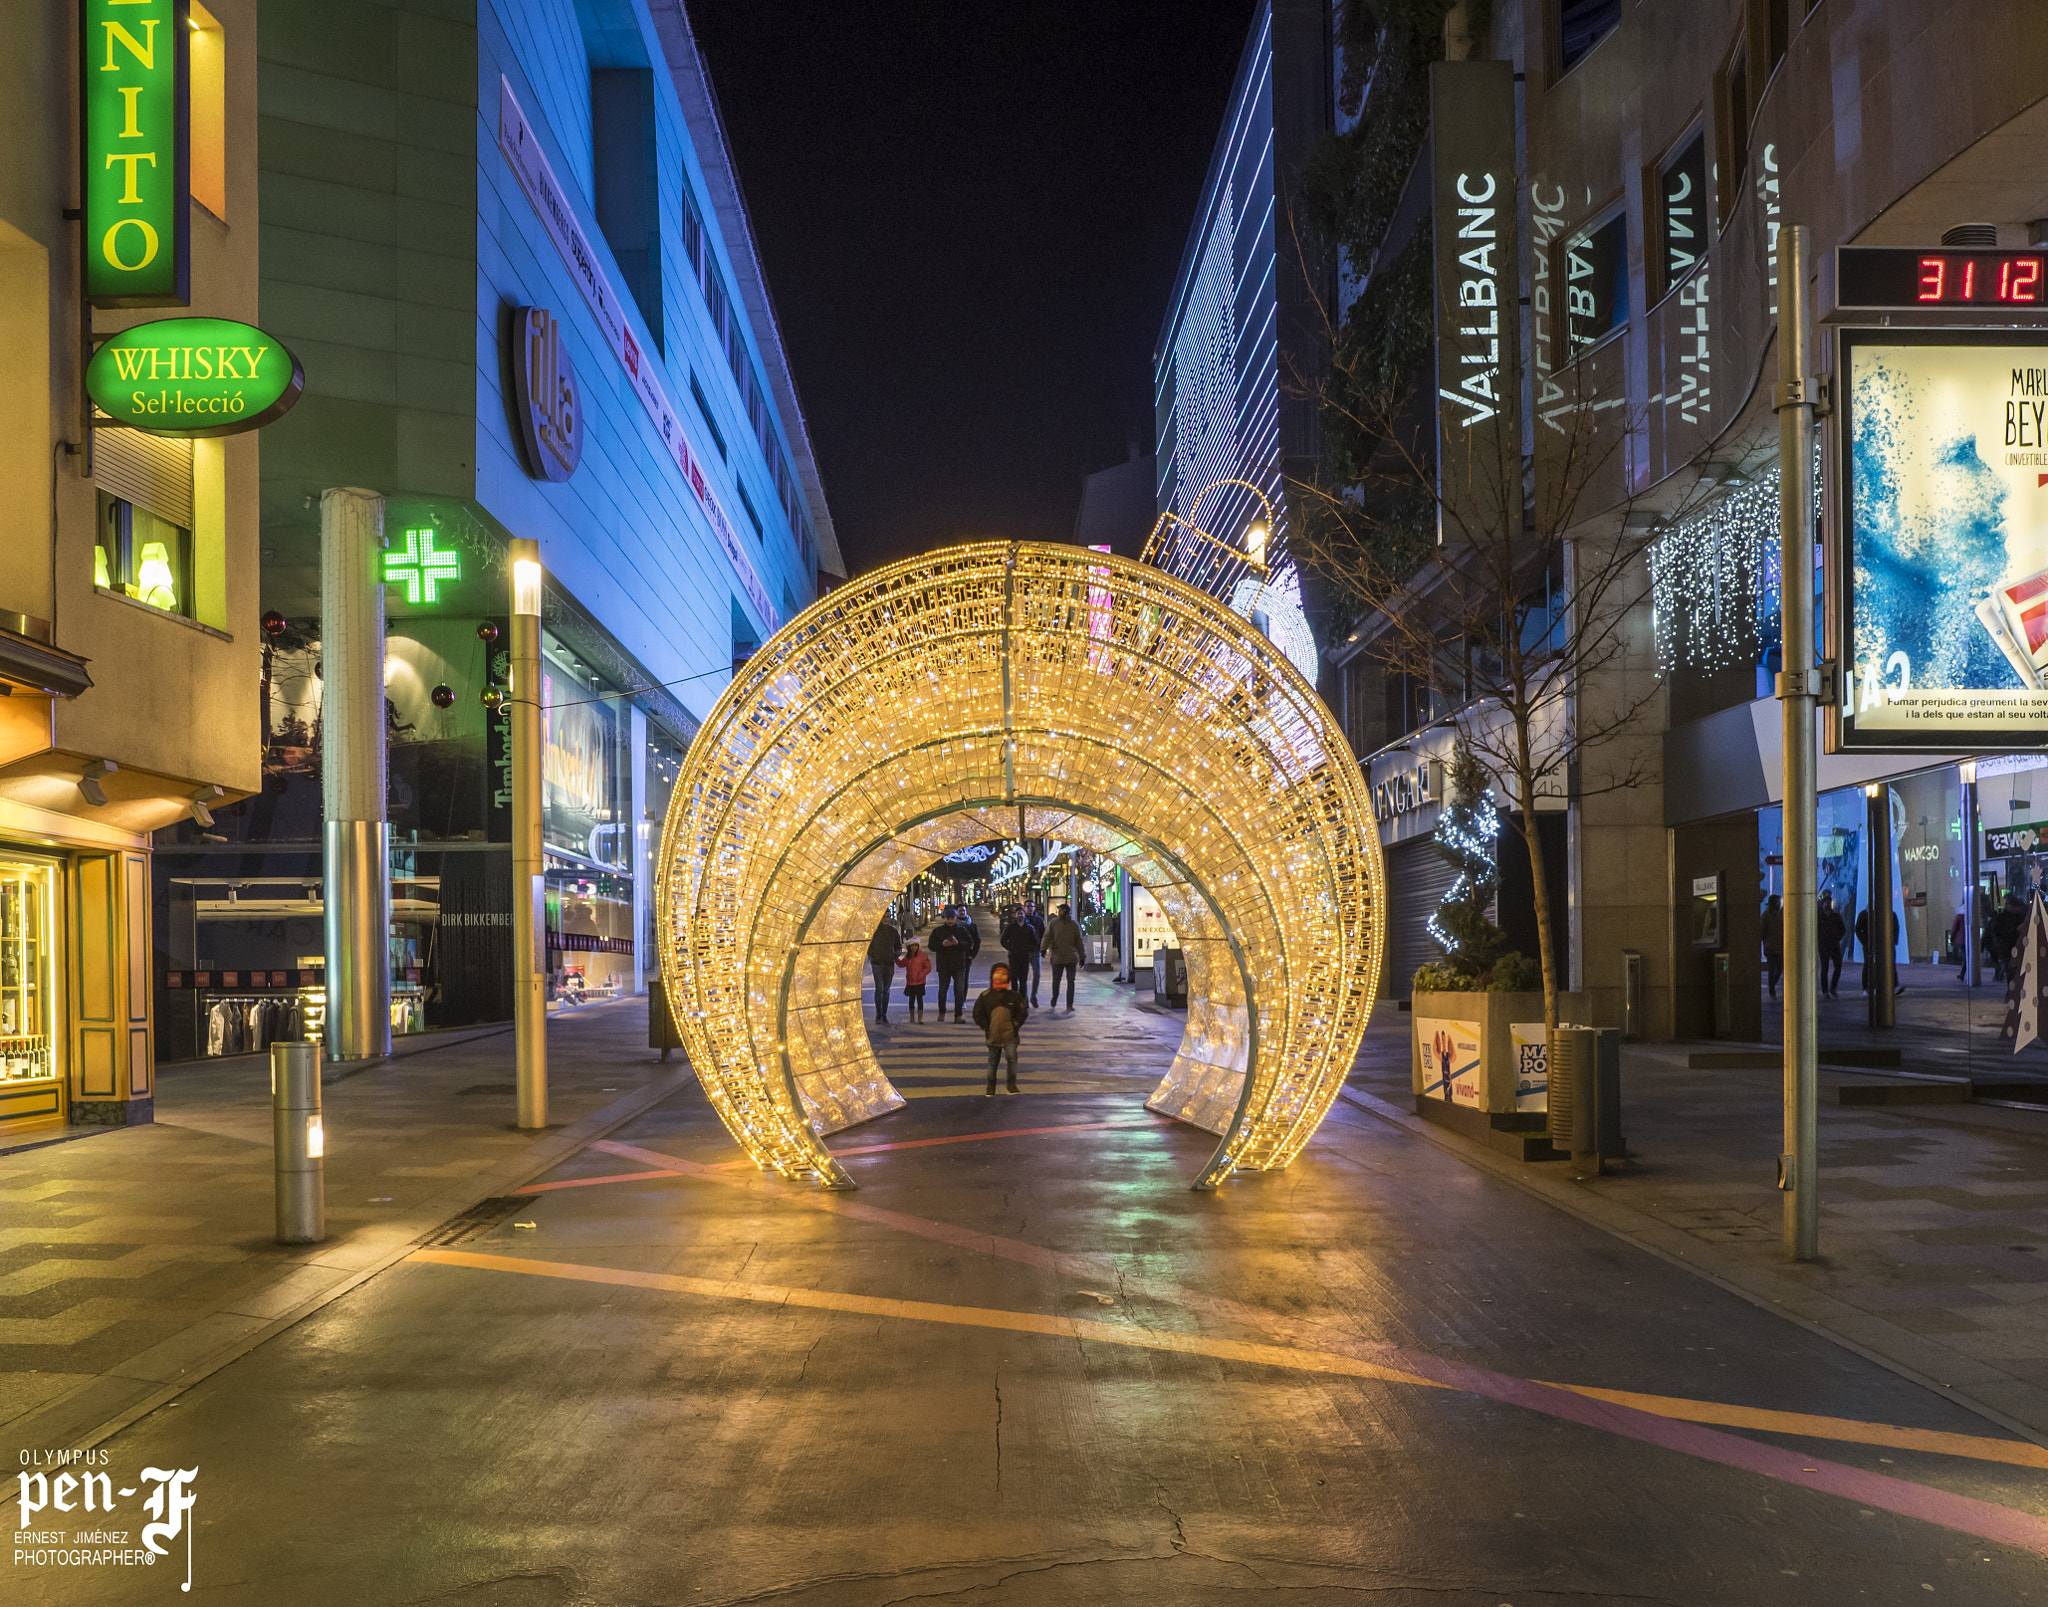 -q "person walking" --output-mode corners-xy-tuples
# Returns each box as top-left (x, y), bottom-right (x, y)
(1992, 893), (2026, 984)
(961, 903), (983, 989)
(1021, 900), (1046, 1005)
(930, 907), (973, 1022)
(1817, 892), (1846, 999)
(1043, 902), (1084, 1011)
(1760, 894), (1784, 1000)
(973, 962), (1031, 1095)
(896, 939), (932, 1023)
(1000, 906), (1037, 1000)
(868, 917), (902, 1024)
